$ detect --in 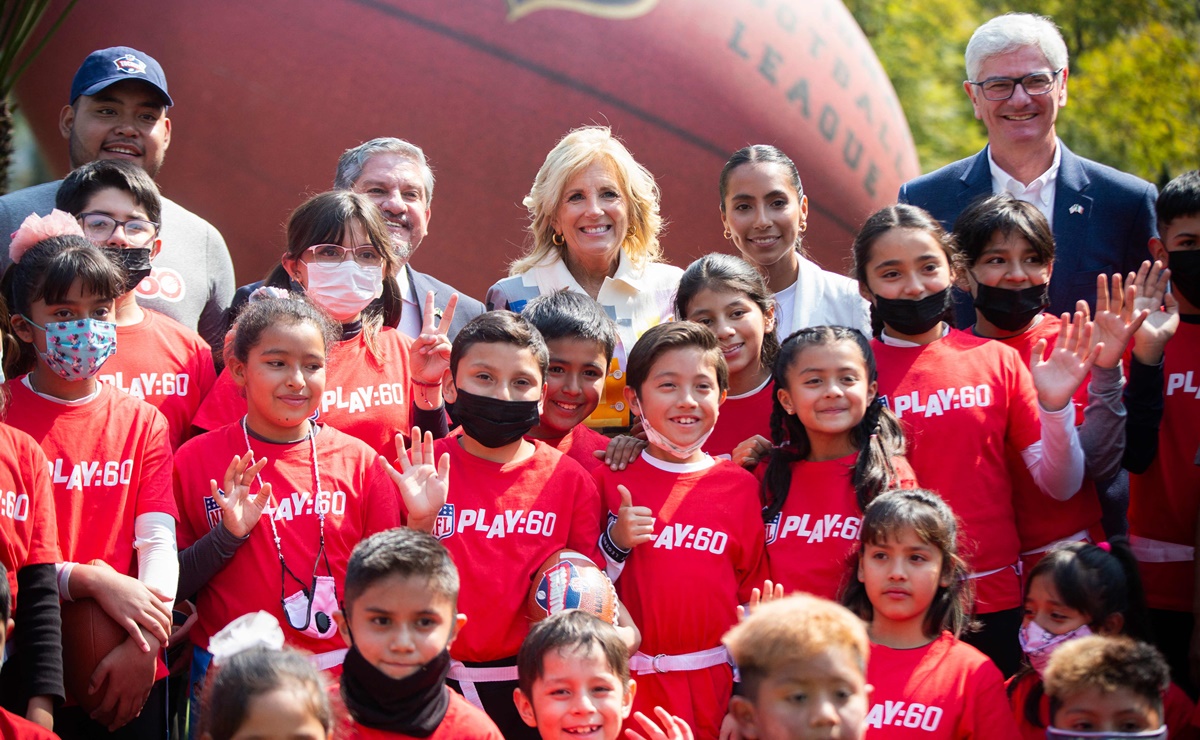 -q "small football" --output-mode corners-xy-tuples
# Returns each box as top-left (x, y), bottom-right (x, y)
(528, 549), (619, 625)
(61, 598), (126, 722)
